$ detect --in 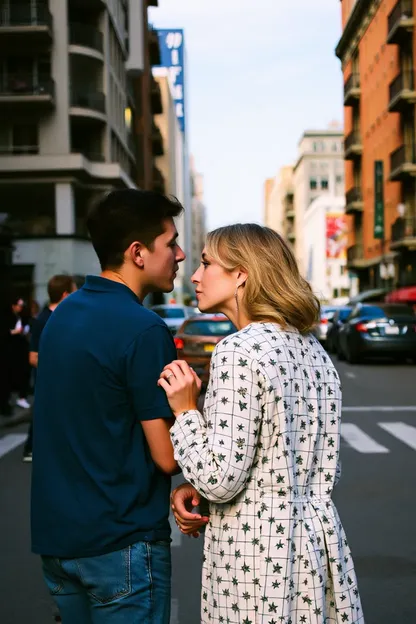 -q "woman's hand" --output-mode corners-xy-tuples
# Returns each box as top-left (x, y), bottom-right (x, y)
(158, 360), (202, 417)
